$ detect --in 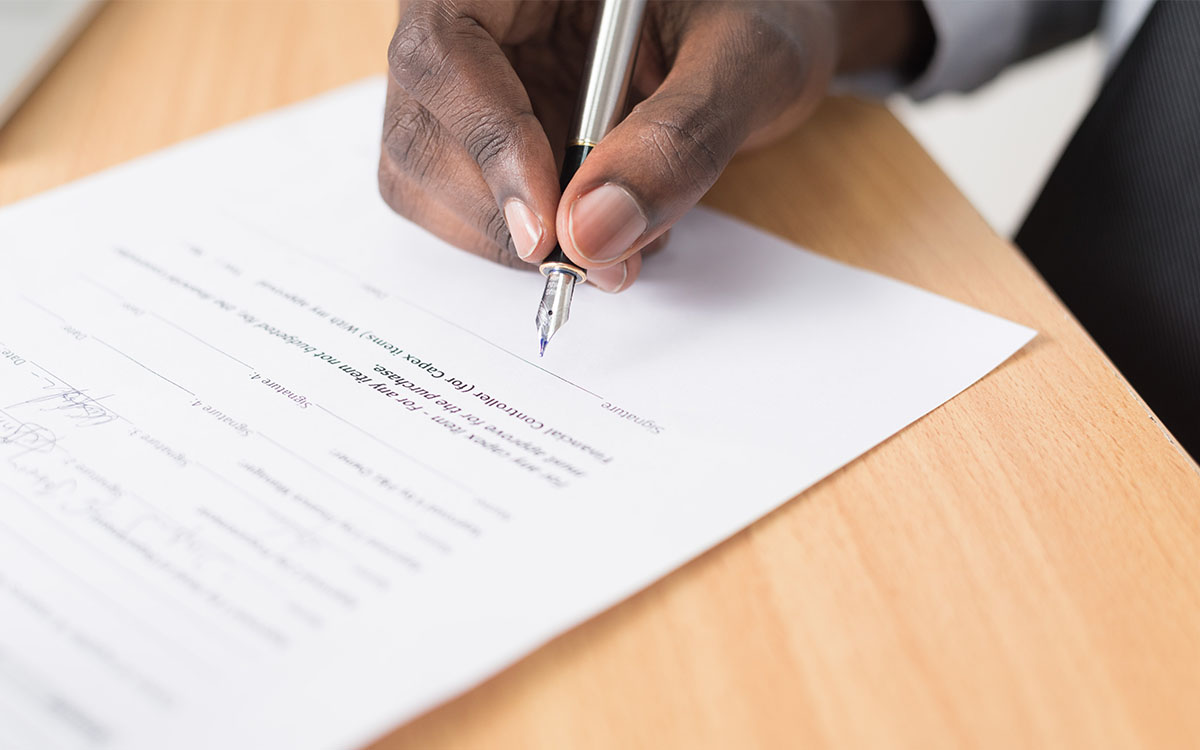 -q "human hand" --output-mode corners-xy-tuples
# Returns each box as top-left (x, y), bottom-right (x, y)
(379, 1), (929, 292)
